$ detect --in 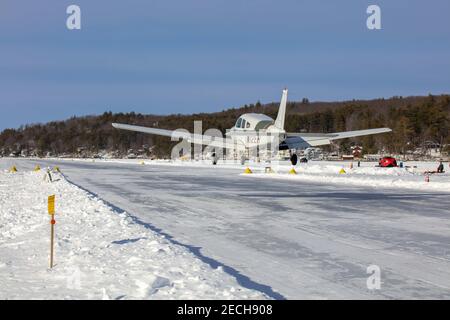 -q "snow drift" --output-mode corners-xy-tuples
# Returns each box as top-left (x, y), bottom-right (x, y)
(0, 169), (267, 300)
